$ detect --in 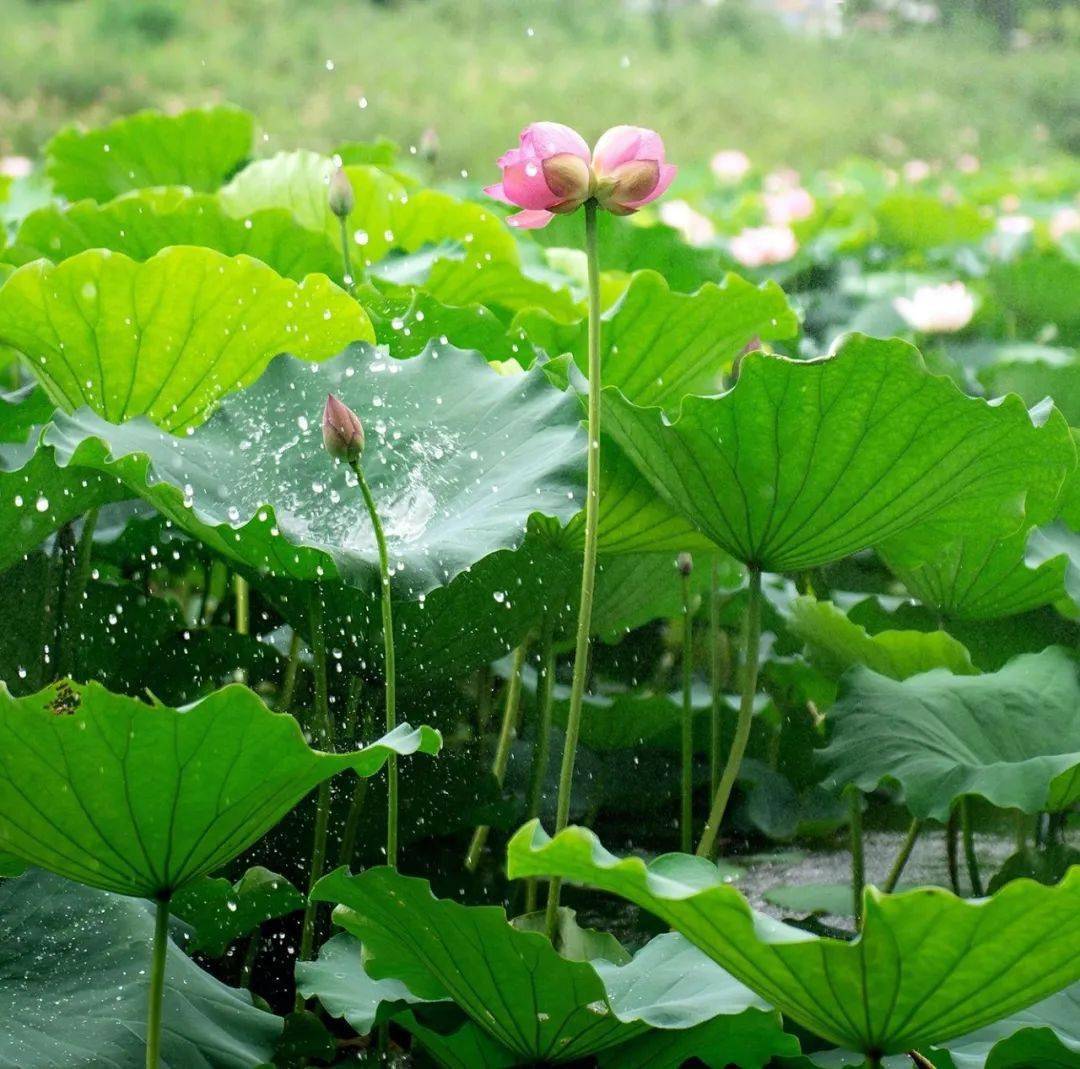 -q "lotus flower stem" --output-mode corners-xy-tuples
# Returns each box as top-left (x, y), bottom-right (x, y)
(946, 806), (961, 894)
(239, 931), (260, 990)
(337, 692), (374, 870)
(680, 560), (695, 853)
(883, 818), (922, 893)
(337, 215), (354, 291)
(350, 460), (399, 868)
(960, 797), (983, 896)
(298, 586), (333, 973)
(696, 567), (762, 858)
(233, 575), (249, 636)
(278, 630), (302, 712)
(466, 640), (529, 872)
(708, 557), (725, 799)
(525, 619), (556, 914)
(545, 200), (602, 939)
(55, 506), (99, 681)
(145, 895), (169, 1069)
(849, 788), (865, 925)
